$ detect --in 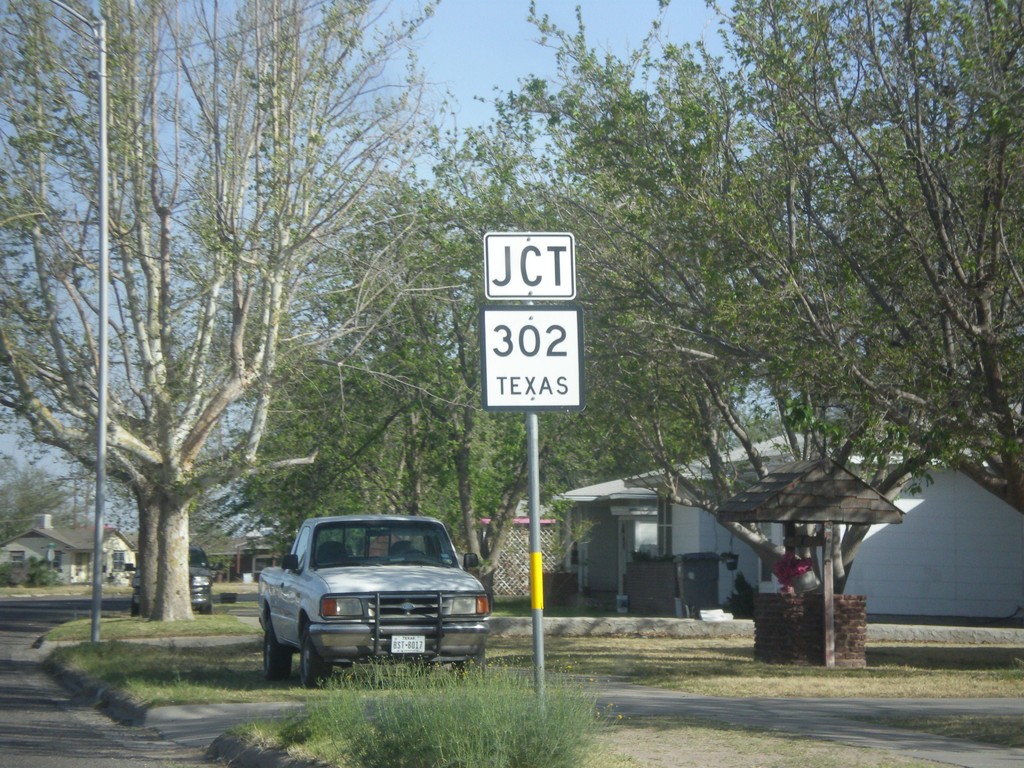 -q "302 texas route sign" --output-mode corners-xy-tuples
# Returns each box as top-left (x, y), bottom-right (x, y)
(479, 305), (585, 412)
